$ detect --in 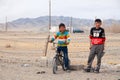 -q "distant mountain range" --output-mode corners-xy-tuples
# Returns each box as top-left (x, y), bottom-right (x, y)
(0, 16), (120, 31)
